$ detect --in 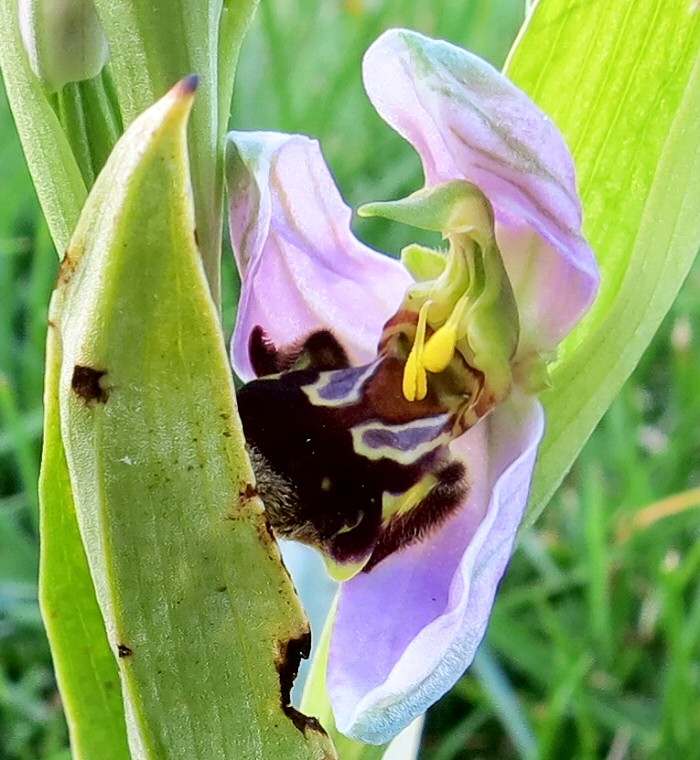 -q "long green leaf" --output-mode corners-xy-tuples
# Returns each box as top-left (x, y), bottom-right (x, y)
(505, 0), (700, 519)
(39, 333), (130, 760)
(52, 78), (335, 760)
(0, 0), (131, 751)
